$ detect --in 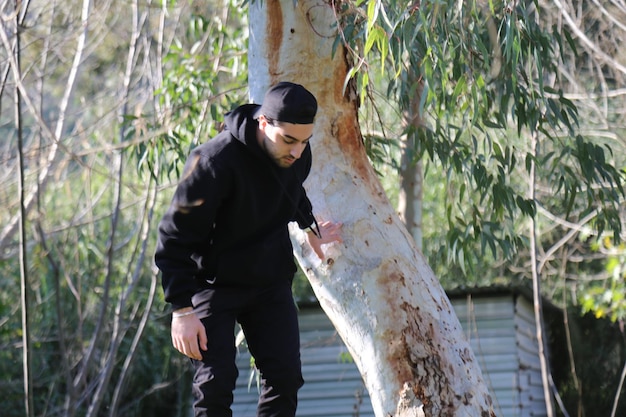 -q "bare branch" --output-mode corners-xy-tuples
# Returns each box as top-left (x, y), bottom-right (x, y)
(550, 0), (626, 75)
(0, 0), (91, 251)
